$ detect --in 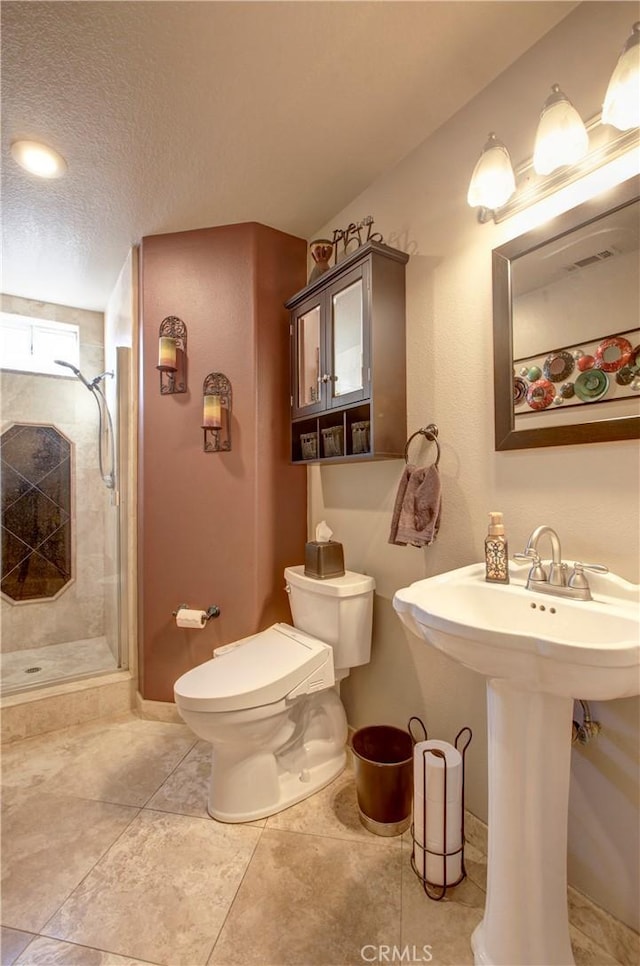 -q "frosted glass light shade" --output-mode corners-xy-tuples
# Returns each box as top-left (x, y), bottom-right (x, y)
(533, 85), (589, 176)
(467, 133), (516, 210)
(602, 22), (640, 131)
(10, 140), (67, 178)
